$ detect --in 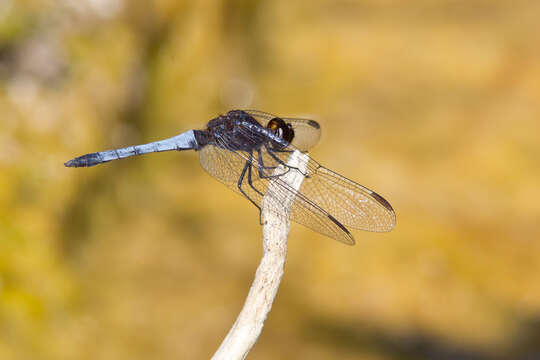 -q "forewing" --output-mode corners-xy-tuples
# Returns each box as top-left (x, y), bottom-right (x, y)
(268, 148), (396, 232)
(304, 162), (395, 232)
(198, 139), (355, 245)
